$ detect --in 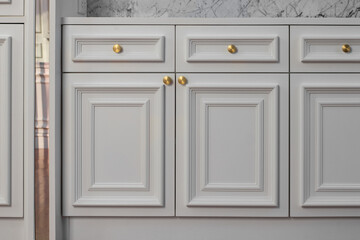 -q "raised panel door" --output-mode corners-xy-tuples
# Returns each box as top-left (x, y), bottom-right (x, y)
(291, 74), (360, 217)
(0, 24), (23, 217)
(176, 74), (288, 217)
(62, 73), (174, 216)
